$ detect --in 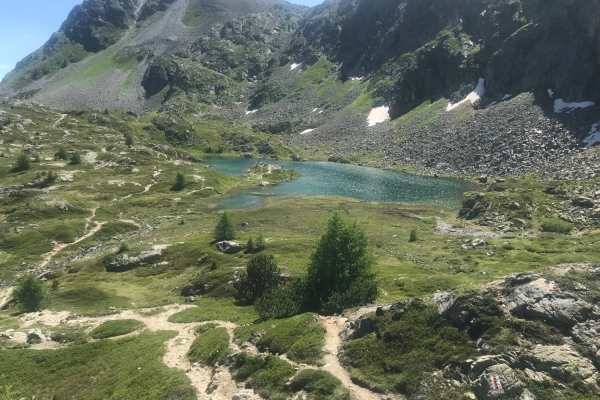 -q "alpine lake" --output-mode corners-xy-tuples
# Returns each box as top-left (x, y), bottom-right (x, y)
(204, 157), (474, 209)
